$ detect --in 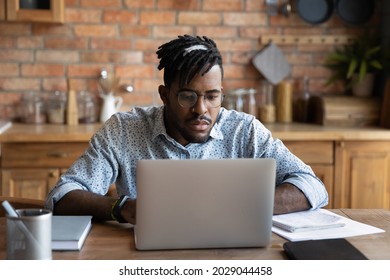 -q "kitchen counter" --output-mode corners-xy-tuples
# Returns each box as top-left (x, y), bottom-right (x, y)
(1, 123), (390, 143)
(2, 122), (390, 209)
(0, 123), (102, 143)
(267, 123), (390, 141)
